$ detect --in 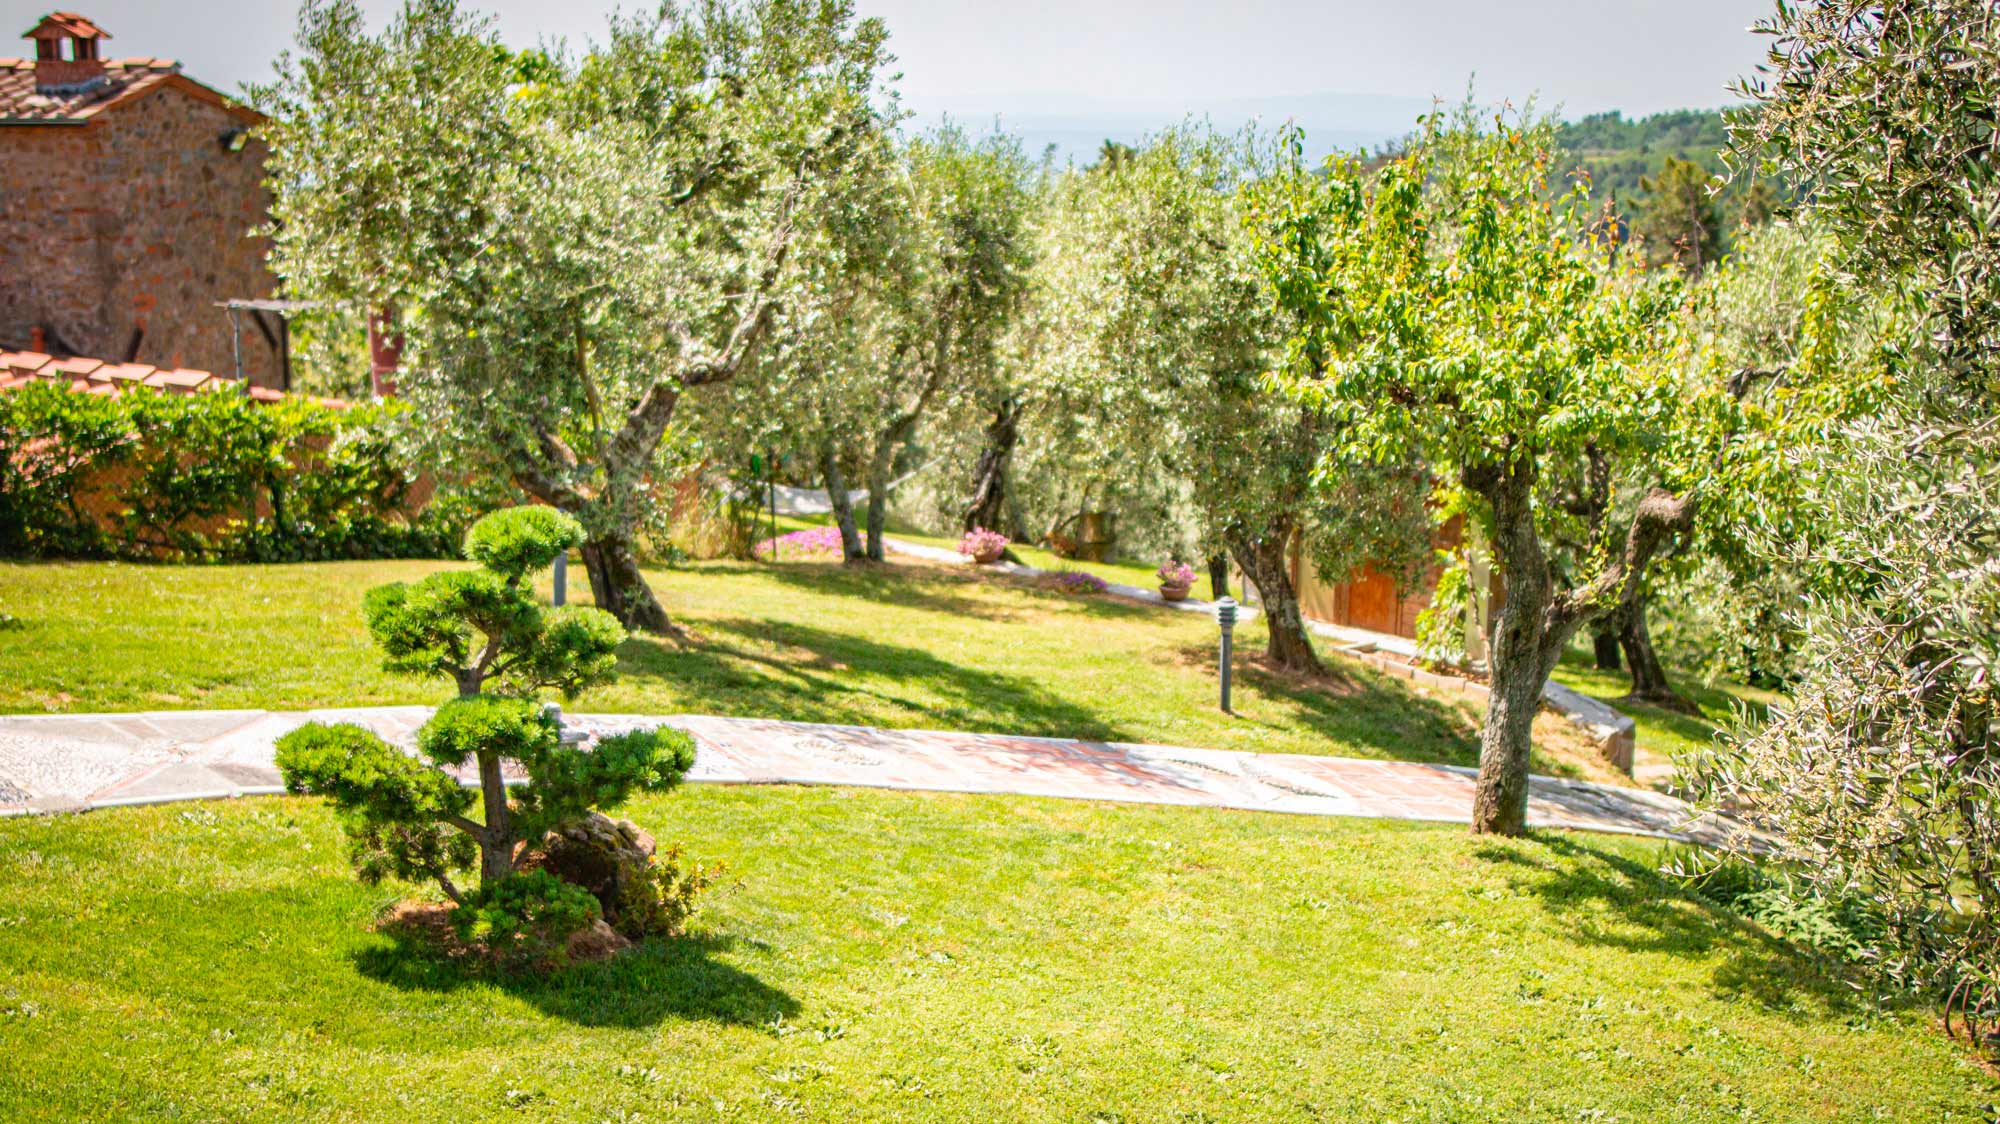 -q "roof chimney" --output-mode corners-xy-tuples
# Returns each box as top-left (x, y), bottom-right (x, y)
(25, 12), (109, 94)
